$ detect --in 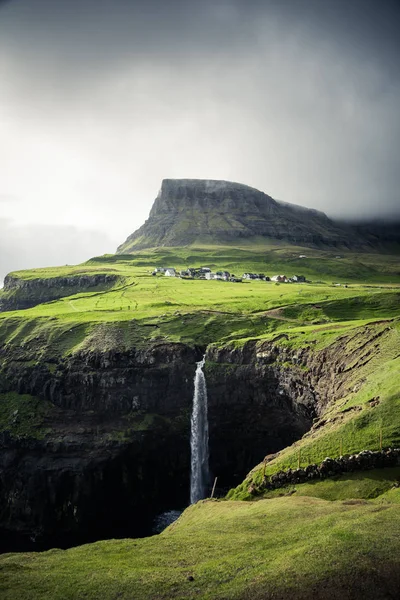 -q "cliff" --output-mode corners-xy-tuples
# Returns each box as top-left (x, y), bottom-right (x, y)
(118, 179), (363, 252)
(0, 273), (119, 312)
(1, 316), (398, 550)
